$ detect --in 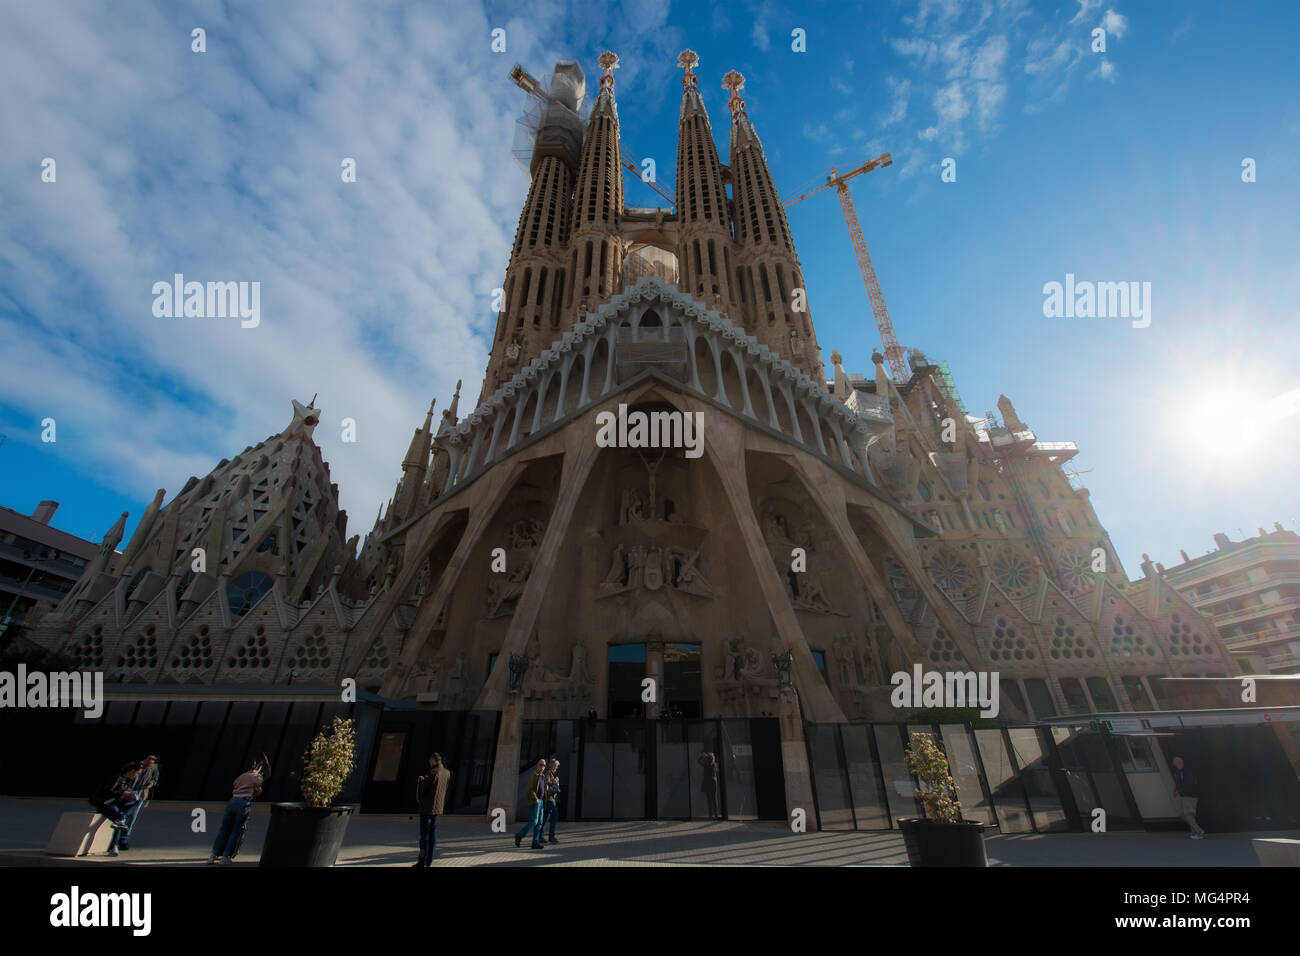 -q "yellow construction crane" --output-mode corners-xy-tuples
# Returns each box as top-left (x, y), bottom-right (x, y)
(783, 153), (909, 381)
(509, 64), (677, 209)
